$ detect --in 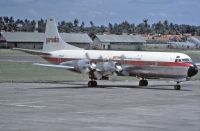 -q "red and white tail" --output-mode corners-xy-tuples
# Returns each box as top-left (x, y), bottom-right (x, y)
(43, 17), (82, 52)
